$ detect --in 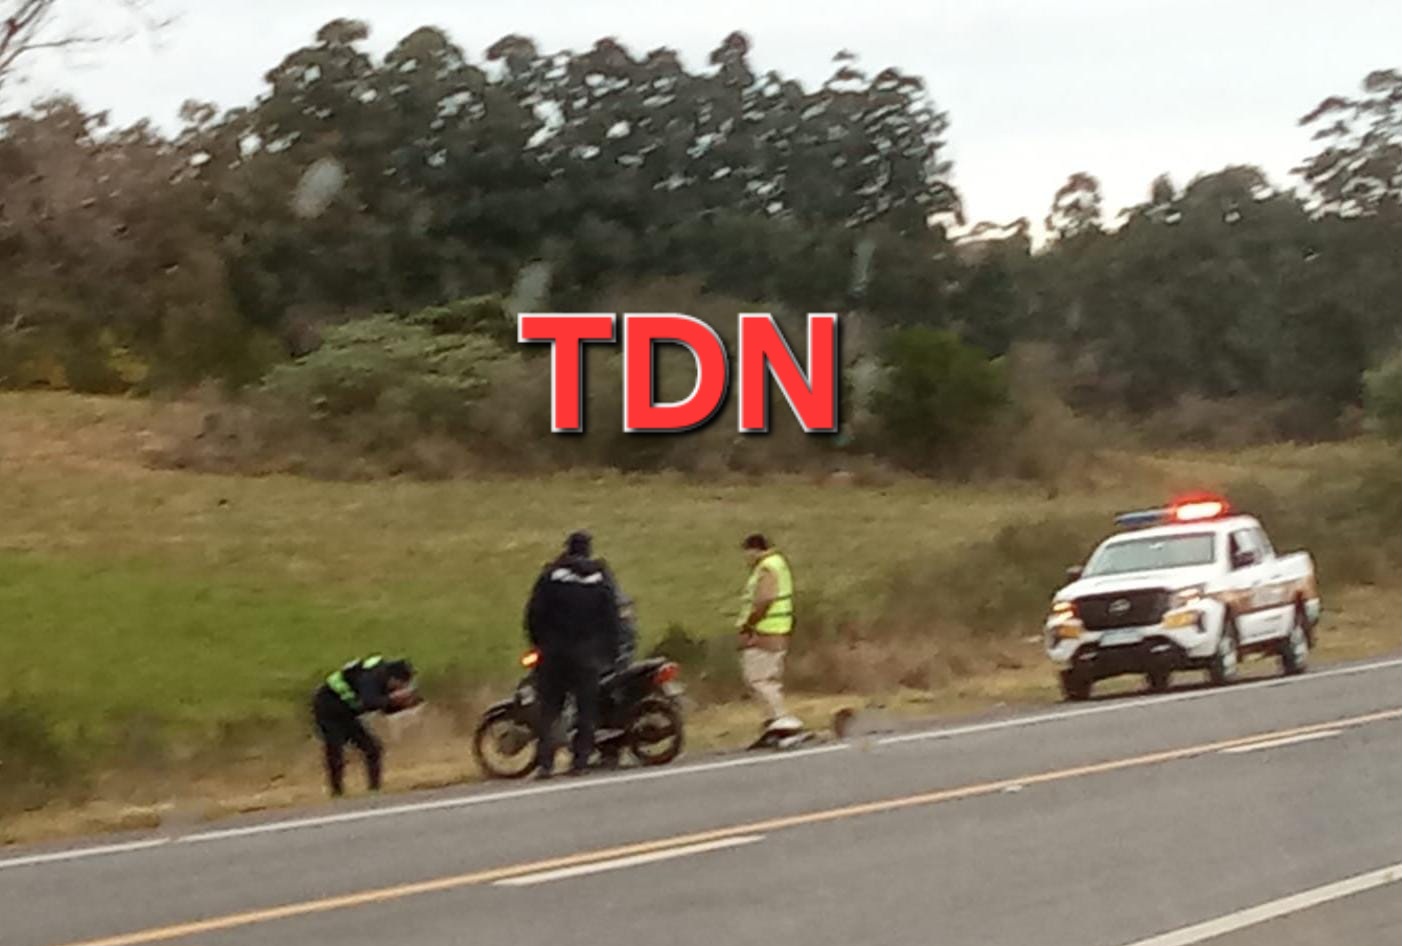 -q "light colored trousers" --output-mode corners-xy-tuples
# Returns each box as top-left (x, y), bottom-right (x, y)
(741, 646), (788, 720)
